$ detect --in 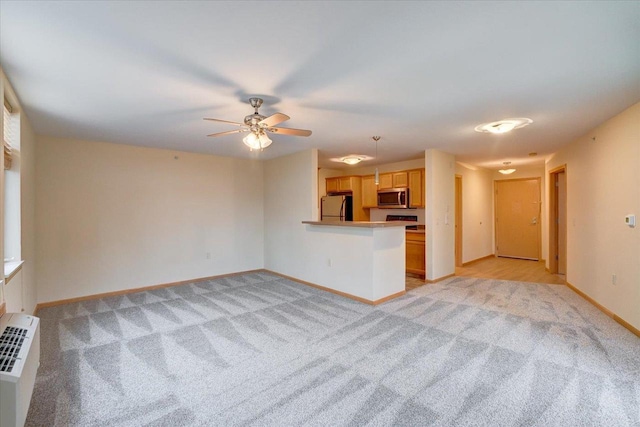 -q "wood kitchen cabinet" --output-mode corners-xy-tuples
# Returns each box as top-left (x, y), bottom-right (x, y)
(408, 169), (425, 208)
(338, 177), (355, 191)
(326, 176), (359, 193)
(326, 178), (338, 193)
(361, 175), (377, 208)
(393, 171), (408, 188)
(377, 171), (408, 189)
(406, 231), (426, 277)
(378, 173), (393, 190)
